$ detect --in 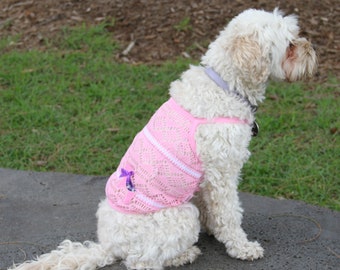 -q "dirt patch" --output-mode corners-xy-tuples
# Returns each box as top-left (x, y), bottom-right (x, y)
(0, 0), (339, 81)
